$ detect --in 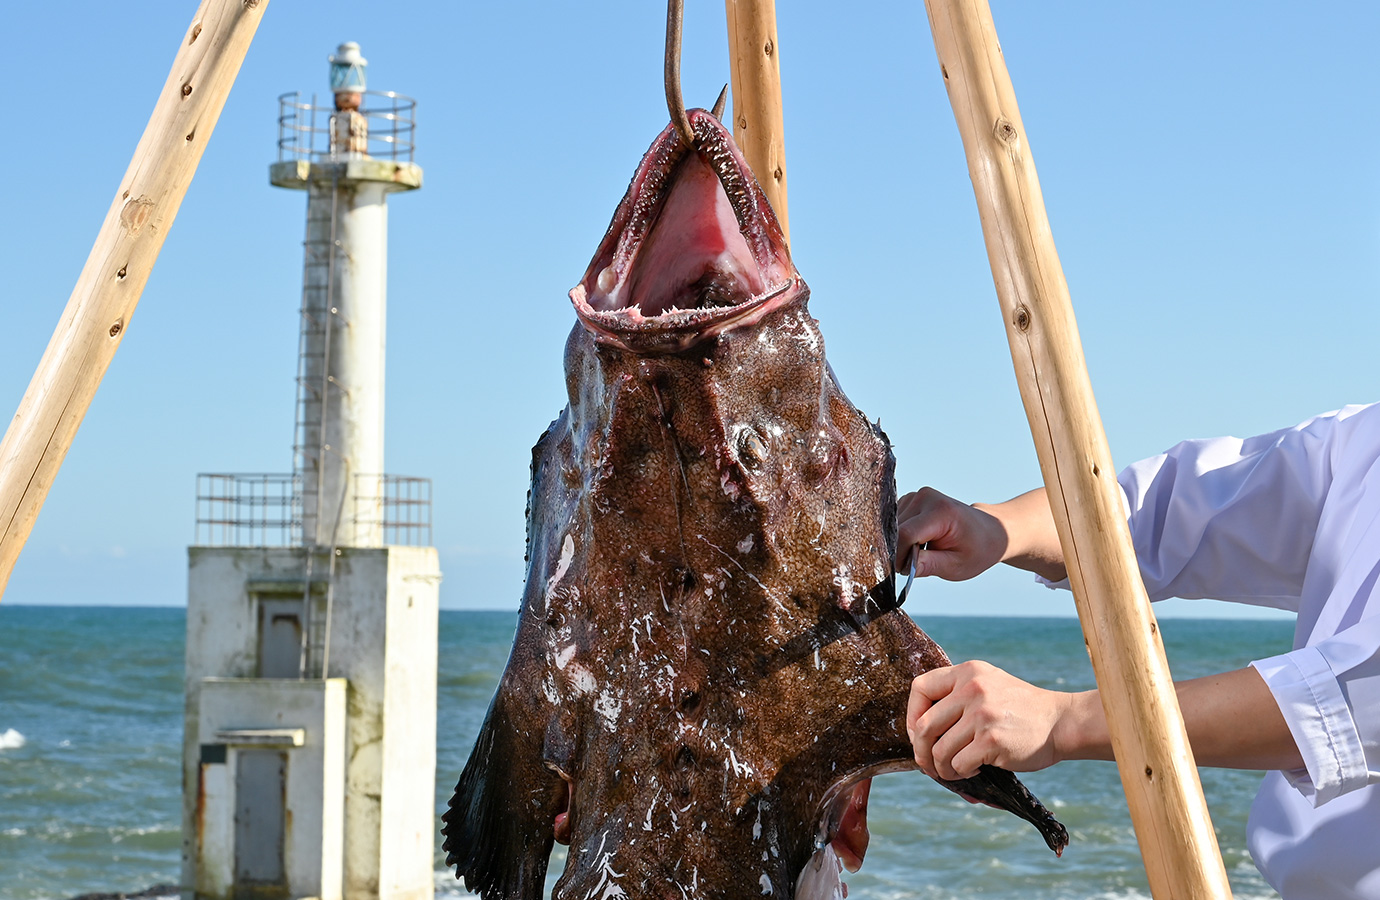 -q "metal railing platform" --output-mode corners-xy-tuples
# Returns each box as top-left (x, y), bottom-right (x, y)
(195, 473), (432, 547)
(277, 90), (416, 163)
